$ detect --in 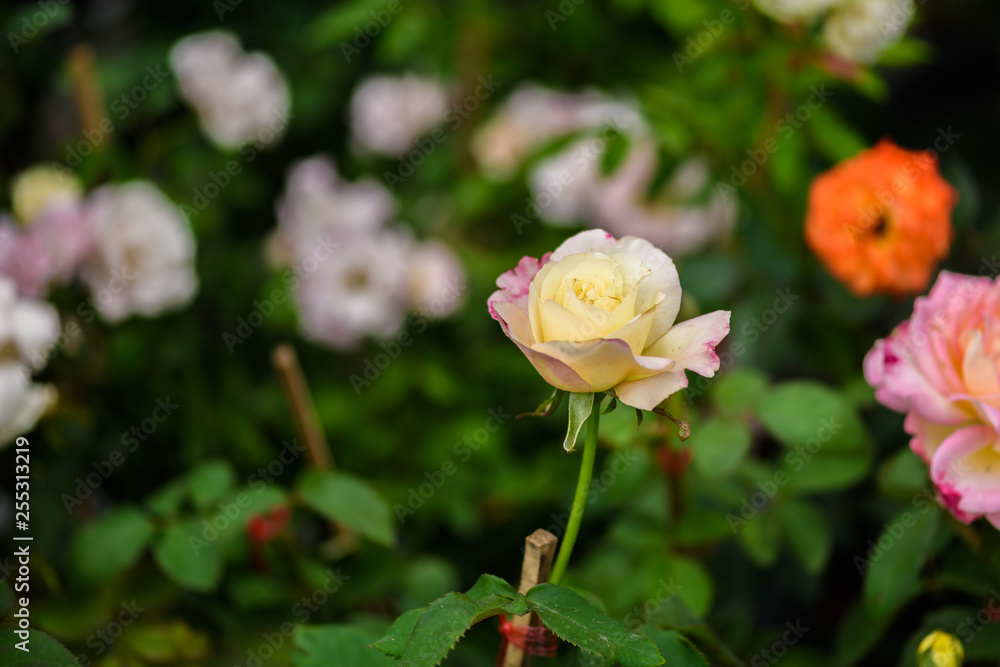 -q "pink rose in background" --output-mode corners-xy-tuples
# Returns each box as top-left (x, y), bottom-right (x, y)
(488, 229), (730, 410)
(865, 271), (1000, 527)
